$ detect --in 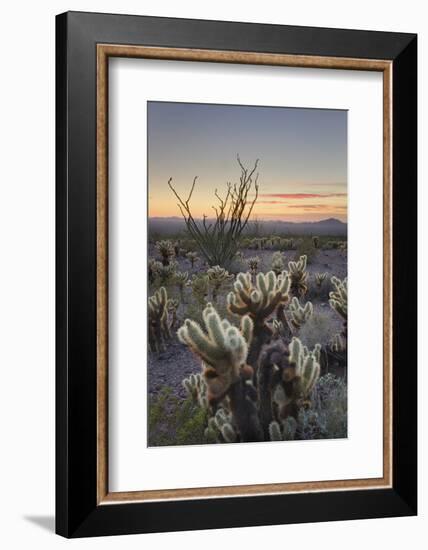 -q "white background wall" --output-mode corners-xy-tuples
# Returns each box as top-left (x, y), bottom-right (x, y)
(0, 1), (424, 547)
